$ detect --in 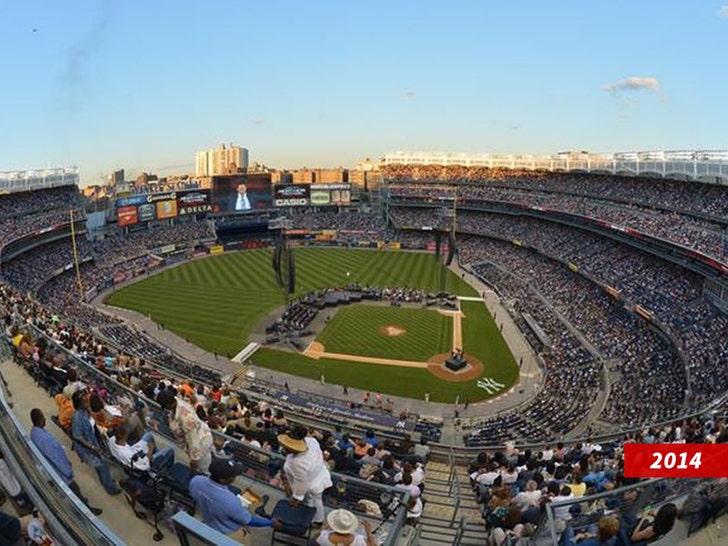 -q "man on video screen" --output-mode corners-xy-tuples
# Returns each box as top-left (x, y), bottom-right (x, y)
(229, 183), (252, 211)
